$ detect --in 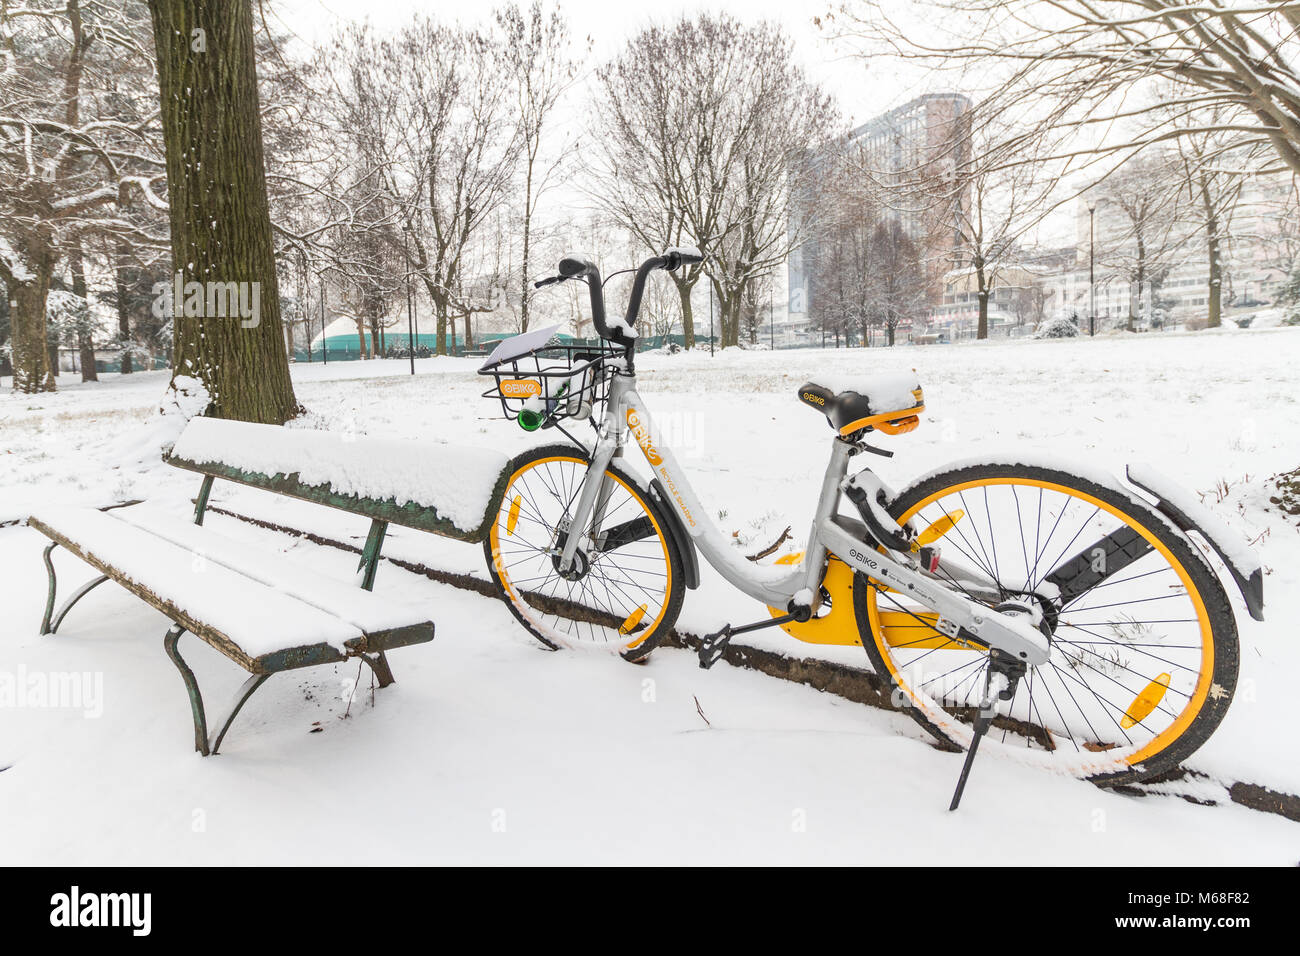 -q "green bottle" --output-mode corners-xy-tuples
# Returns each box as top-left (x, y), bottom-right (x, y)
(518, 381), (568, 431)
